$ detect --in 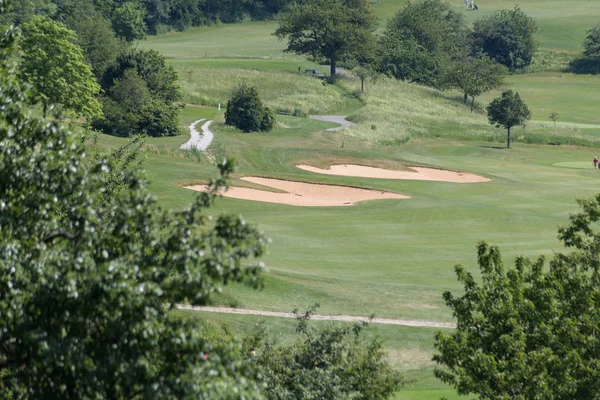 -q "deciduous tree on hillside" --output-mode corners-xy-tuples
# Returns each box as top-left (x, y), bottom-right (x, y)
(18, 16), (101, 118)
(378, 0), (469, 88)
(435, 193), (600, 399)
(583, 24), (600, 57)
(472, 6), (538, 71)
(274, 0), (377, 77)
(486, 90), (530, 148)
(444, 55), (506, 111)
